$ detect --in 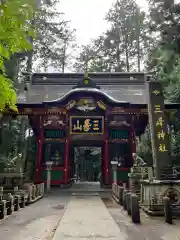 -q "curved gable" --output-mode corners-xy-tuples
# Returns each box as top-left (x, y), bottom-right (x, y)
(43, 76), (129, 107)
(43, 88), (130, 107)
